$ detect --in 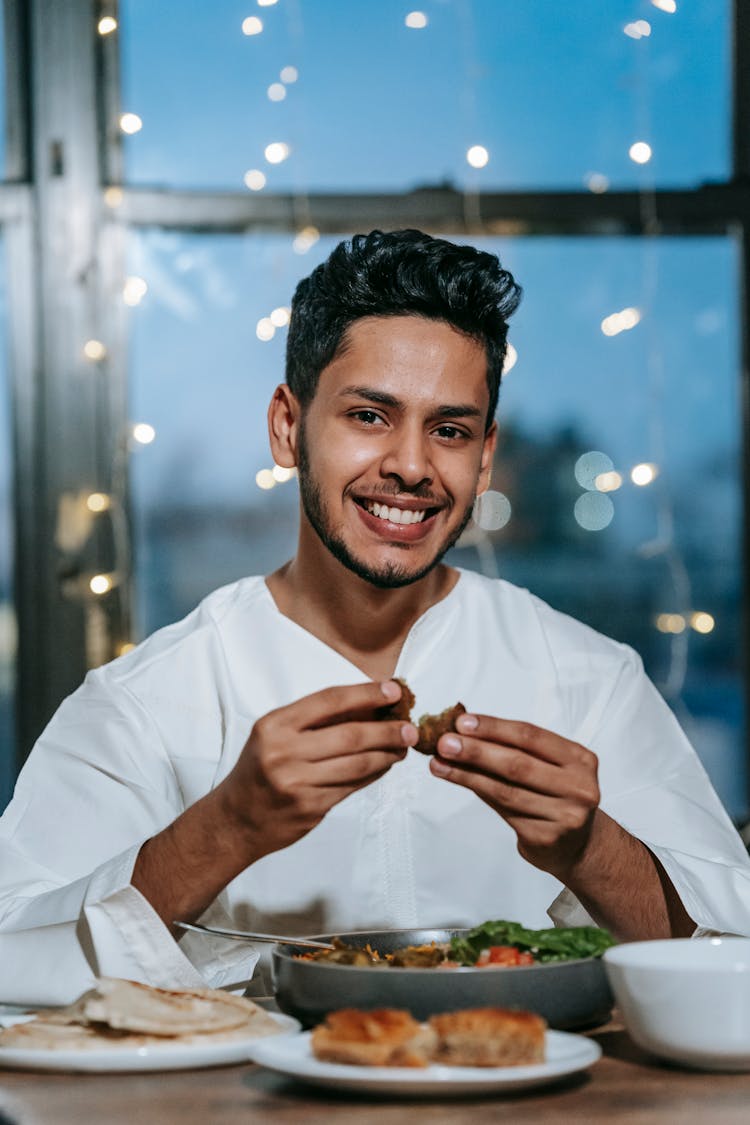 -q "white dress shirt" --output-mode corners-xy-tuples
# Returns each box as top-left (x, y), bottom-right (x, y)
(2, 569), (749, 1005)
